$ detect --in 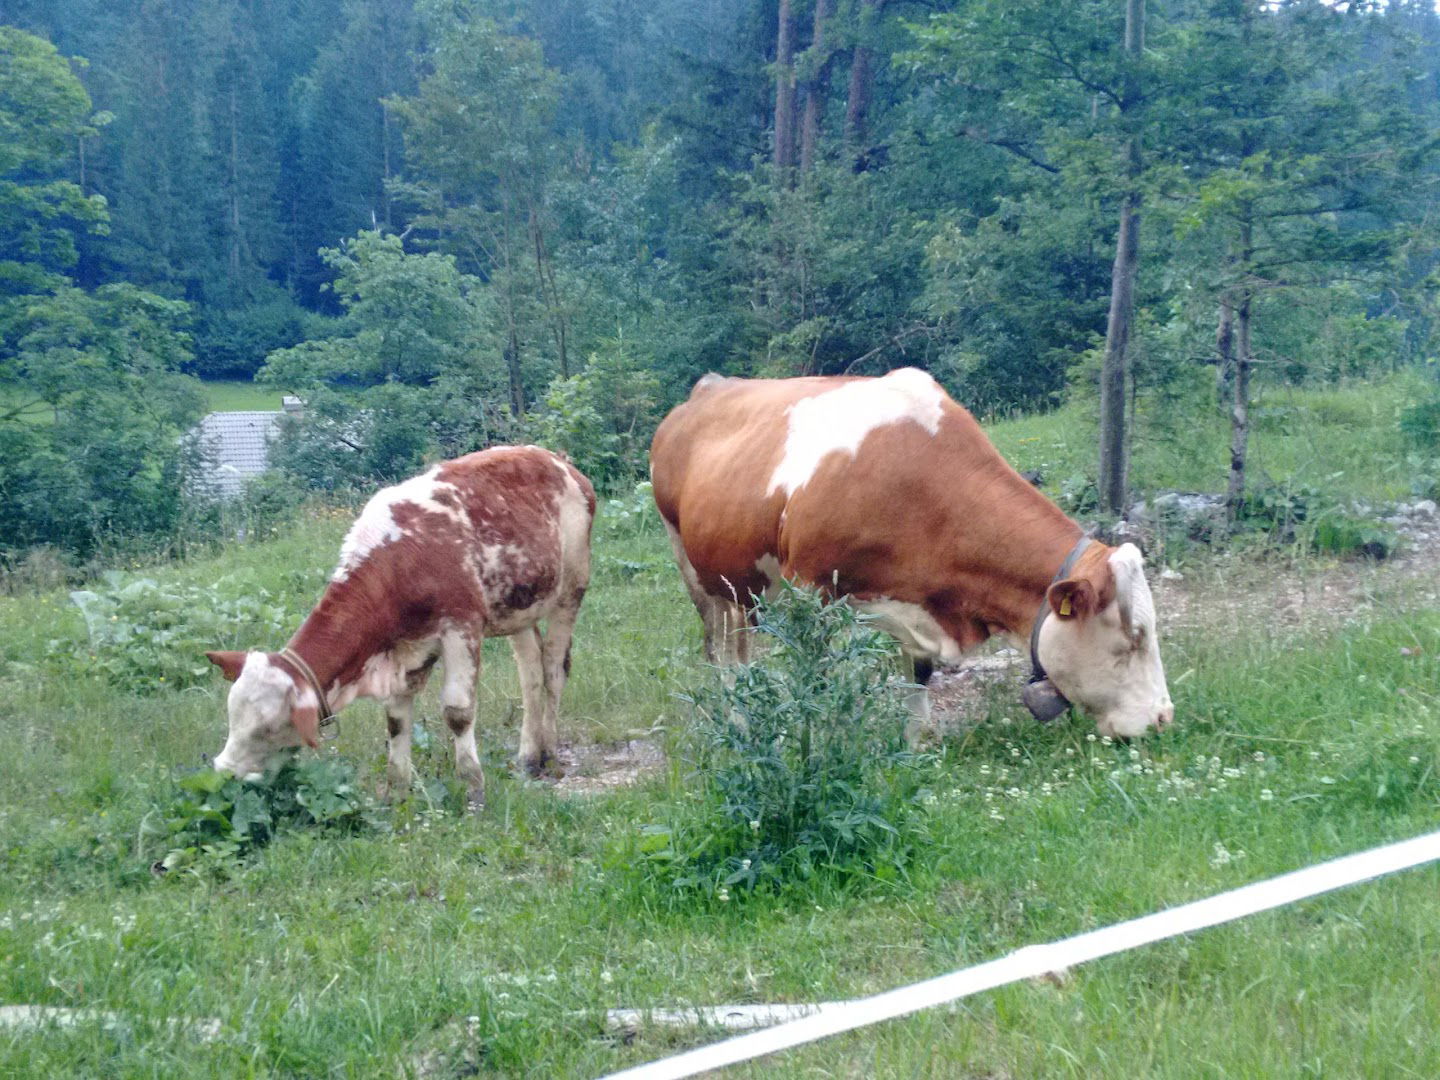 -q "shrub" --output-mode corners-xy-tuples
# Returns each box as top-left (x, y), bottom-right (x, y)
(57, 573), (296, 693)
(529, 343), (661, 491)
(148, 757), (383, 875)
(1308, 511), (1395, 560)
(1399, 390), (1440, 451)
(624, 584), (930, 901)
